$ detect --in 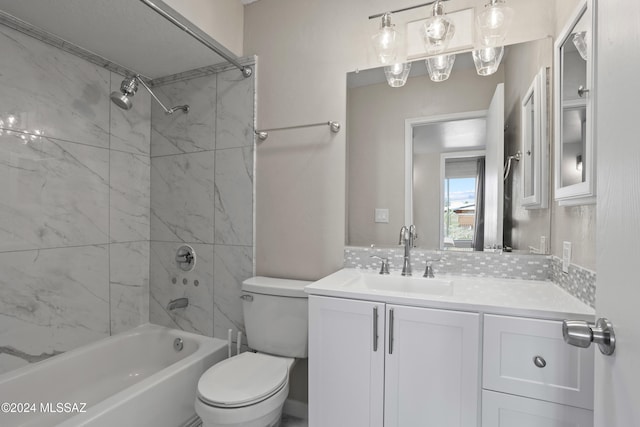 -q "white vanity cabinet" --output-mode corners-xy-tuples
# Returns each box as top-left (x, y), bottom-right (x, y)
(309, 295), (480, 427)
(481, 314), (594, 426)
